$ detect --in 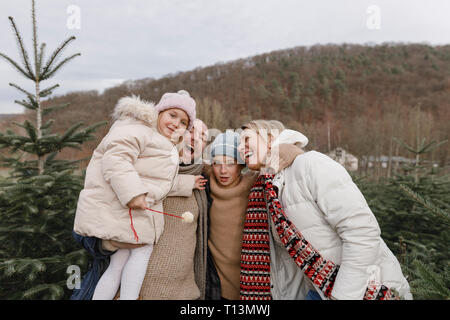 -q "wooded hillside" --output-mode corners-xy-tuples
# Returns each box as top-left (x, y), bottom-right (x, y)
(2, 43), (449, 173)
